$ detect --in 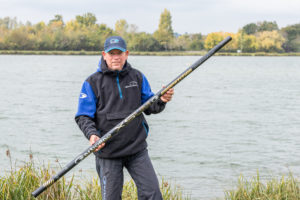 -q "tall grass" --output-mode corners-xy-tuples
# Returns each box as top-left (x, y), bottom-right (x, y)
(0, 160), (77, 200)
(4, 150), (299, 200)
(225, 172), (300, 200)
(0, 150), (190, 200)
